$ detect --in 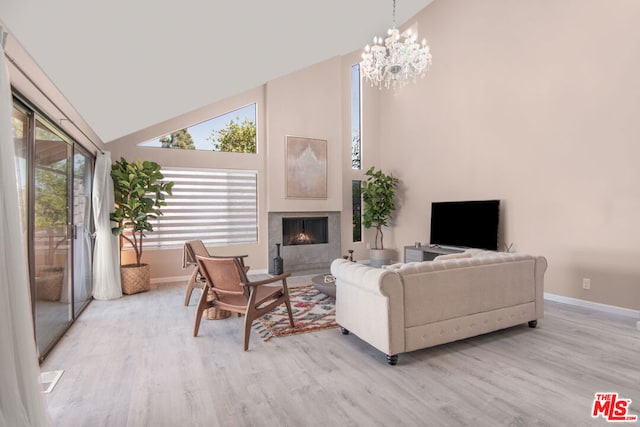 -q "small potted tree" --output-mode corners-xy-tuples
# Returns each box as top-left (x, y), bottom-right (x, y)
(361, 166), (400, 267)
(110, 158), (174, 294)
